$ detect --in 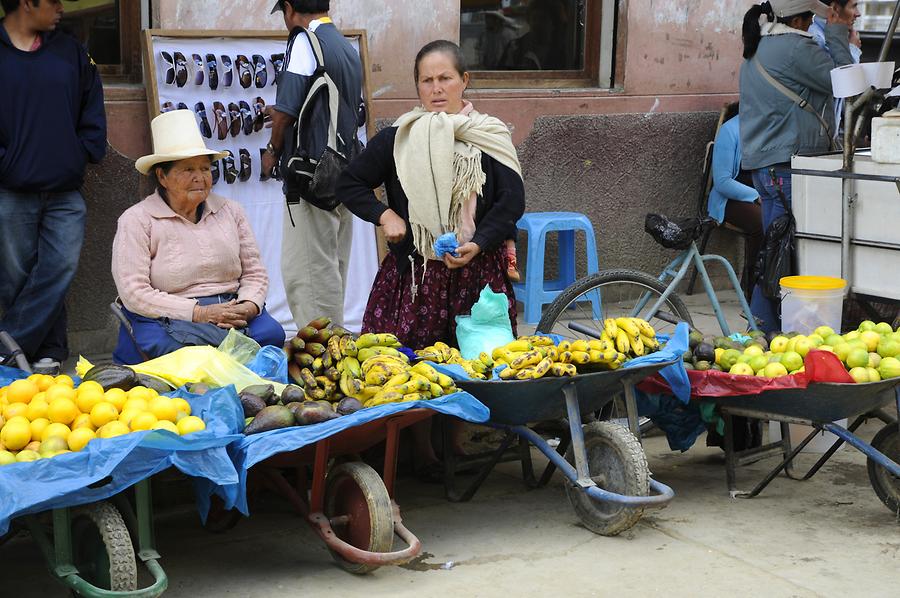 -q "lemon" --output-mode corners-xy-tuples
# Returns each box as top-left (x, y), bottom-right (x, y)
(177, 416), (206, 435)
(41, 422), (71, 442)
(15, 450), (41, 463)
(25, 398), (49, 422)
(98, 421), (130, 439)
(152, 420), (179, 434)
(122, 398), (148, 413)
(118, 410), (140, 428)
(104, 388), (128, 411)
(4, 402), (29, 420)
(72, 413), (95, 431)
(29, 418), (51, 439)
(77, 380), (104, 396)
(45, 384), (76, 403)
(1, 419), (32, 451)
(170, 398), (191, 417)
(7, 379), (39, 404)
(130, 412), (158, 432)
(127, 386), (152, 401)
(0, 450), (16, 465)
(149, 397), (178, 423)
(28, 373), (55, 392)
(75, 388), (104, 415)
(90, 402), (119, 428)
(67, 428), (96, 452)
(40, 436), (68, 456)
(47, 398), (78, 425)
(53, 375), (75, 388)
